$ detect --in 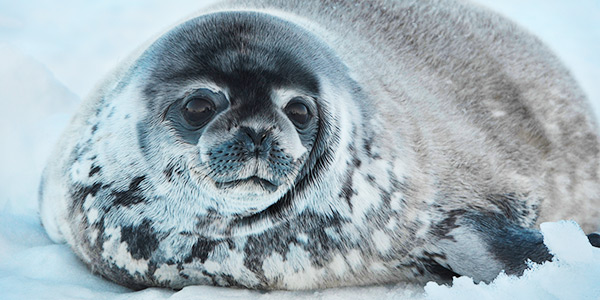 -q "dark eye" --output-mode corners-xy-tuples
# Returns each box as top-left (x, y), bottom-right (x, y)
(284, 100), (311, 127)
(181, 97), (215, 128)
